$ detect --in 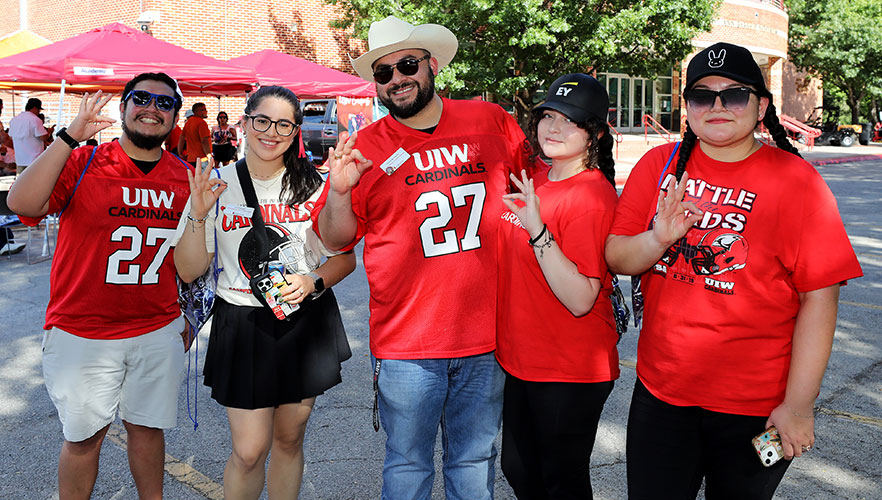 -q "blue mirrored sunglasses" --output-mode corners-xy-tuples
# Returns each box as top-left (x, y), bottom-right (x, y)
(124, 90), (179, 112)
